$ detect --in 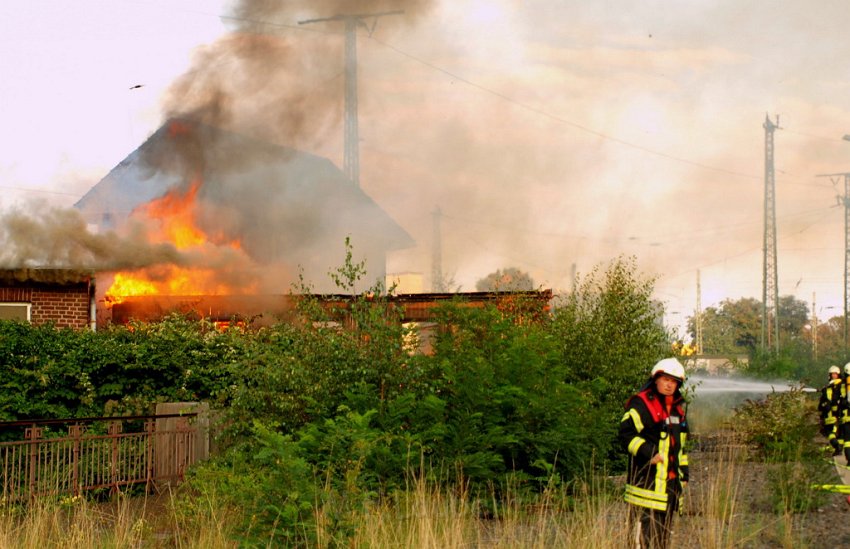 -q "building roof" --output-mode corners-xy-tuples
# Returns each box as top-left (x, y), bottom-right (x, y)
(74, 118), (415, 258)
(0, 268), (94, 286)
